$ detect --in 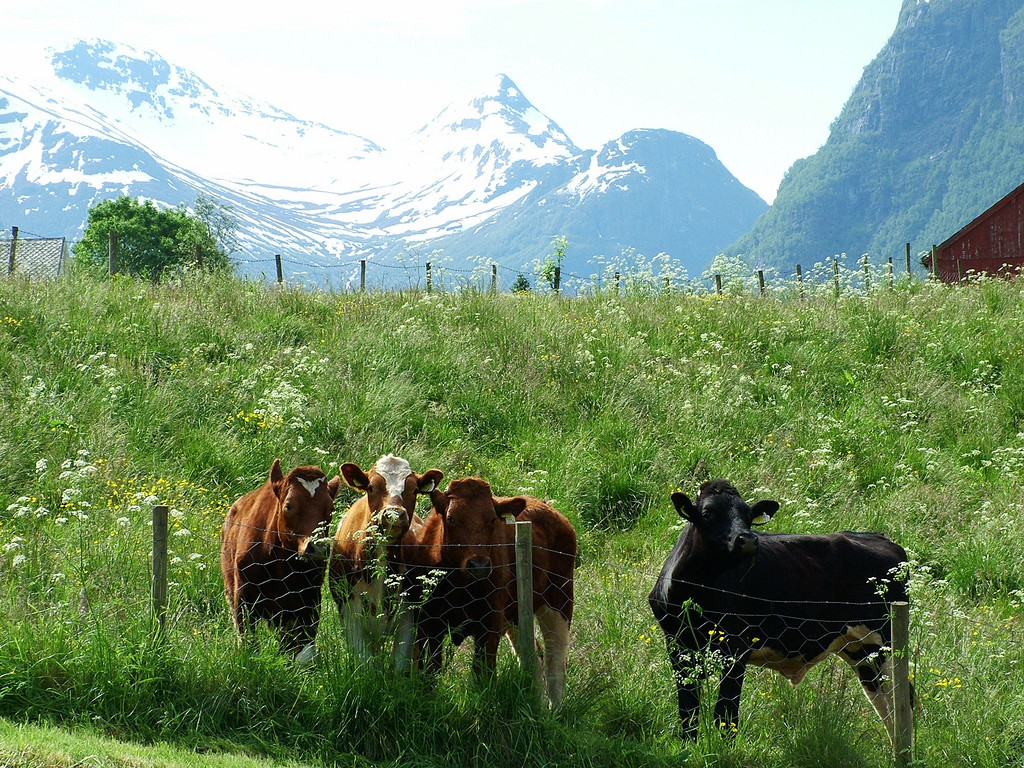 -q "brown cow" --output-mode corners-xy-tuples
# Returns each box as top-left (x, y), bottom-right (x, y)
(220, 459), (341, 664)
(330, 454), (443, 663)
(411, 476), (577, 706)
